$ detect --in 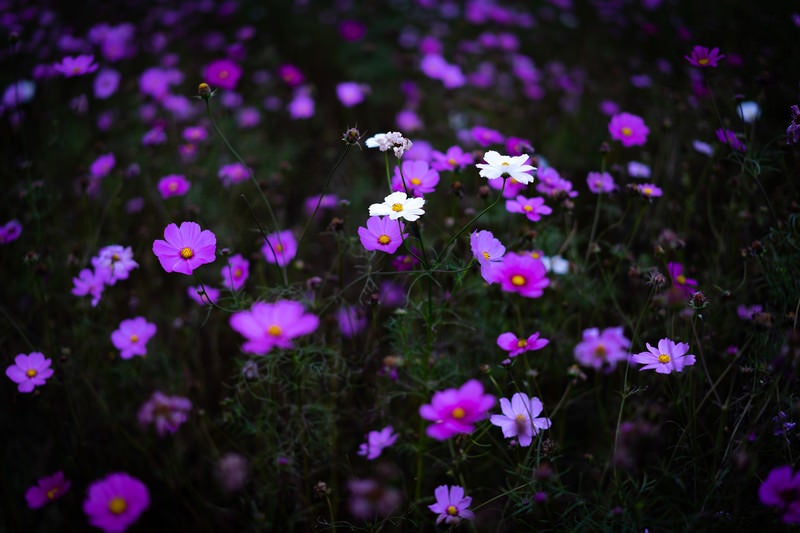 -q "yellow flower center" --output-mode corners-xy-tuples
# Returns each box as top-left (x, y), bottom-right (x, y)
(130, 334), (139, 343)
(111, 253), (120, 262)
(446, 505), (458, 516)
(482, 251), (490, 260)
(594, 343), (607, 358)
(391, 203), (404, 212)
(168, 182), (177, 191)
(530, 252), (540, 259)
(515, 413), (527, 423)
(595, 180), (603, 187)
(275, 243), (284, 252)
(108, 497), (127, 515)
(511, 275), (526, 286)
(378, 234), (391, 245)
(523, 205), (533, 212)
(447, 158), (456, 166)
(411, 178), (421, 185)
(219, 70), (229, 79)
(501, 161), (510, 166)
(698, 58), (709, 65)
(46, 488), (60, 500)
(642, 187), (653, 196)
(658, 354), (671, 364)
(452, 407), (466, 419)
(621, 127), (632, 137)
(267, 325), (282, 336)
(517, 339), (527, 348)
(180, 247), (194, 259)
(676, 274), (686, 284)
(26, 368), (37, 378)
